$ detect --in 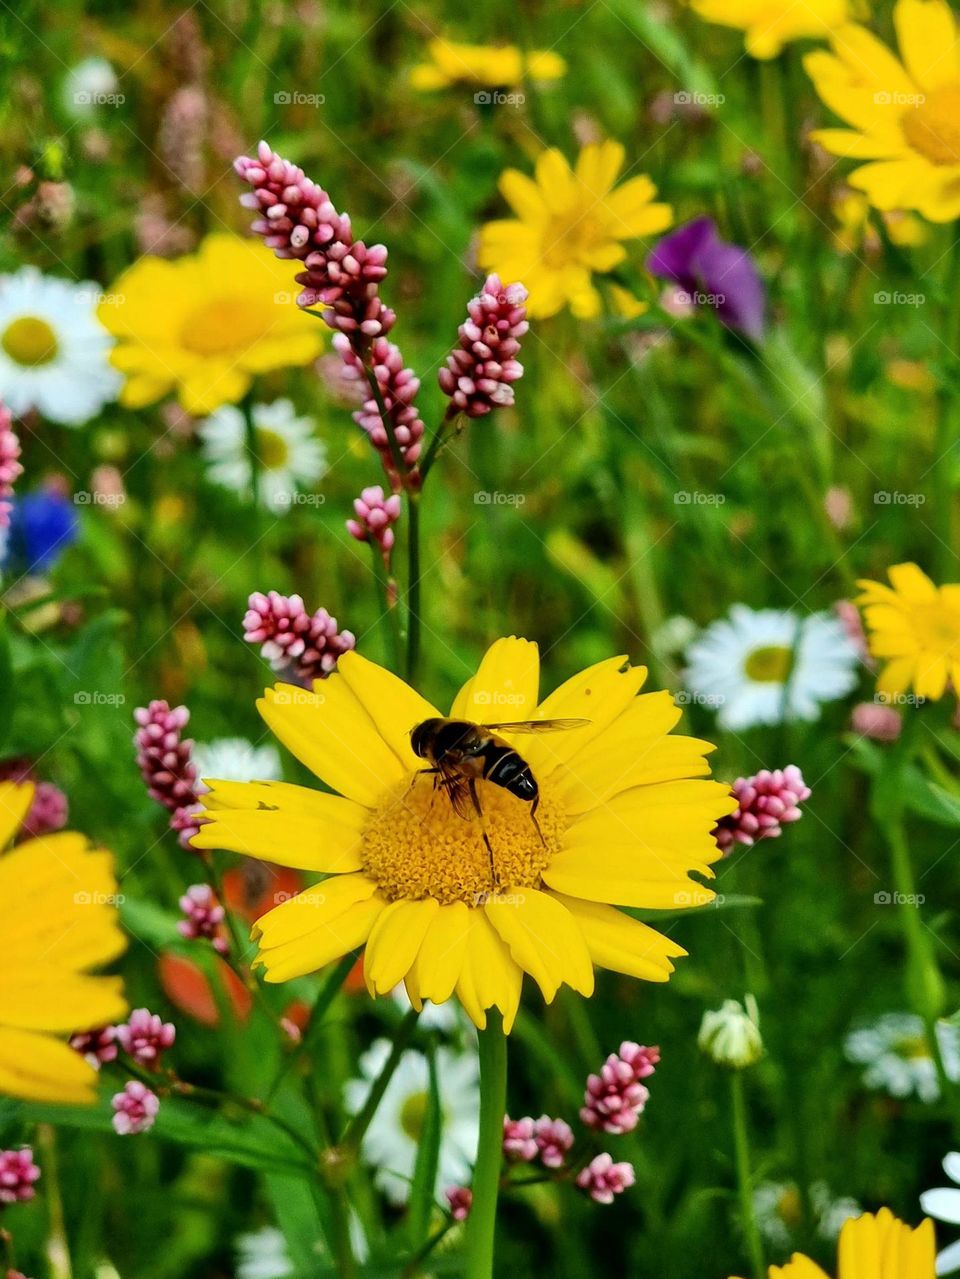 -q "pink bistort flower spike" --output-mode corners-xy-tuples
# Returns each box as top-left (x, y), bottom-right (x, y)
(502, 1115), (538, 1162)
(0, 404), (22, 530)
(21, 781), (68, 838)
(850, 701), (902, 743)
(576, 1153), (636, 1204)
(439, 275), (528, 417)
(0, 1148), (40, 1205)
(243, 590), (356, 686)
(347, 485), (402, 562)
(533, 1116), (574, 1168)
(68, 1027), (117, 1069)
(333, 334), (424, 490)
(114, 1008), (177, 1069)
(111, 1081), (160, 1136)
(133, 701), (202, 814)
(234, 141), (394, 340)
(178, 883), (229, 954)
(581, 1042), (659, 1135)
(445, 1186), (472, 1221)
(713, 766), (811, 854)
